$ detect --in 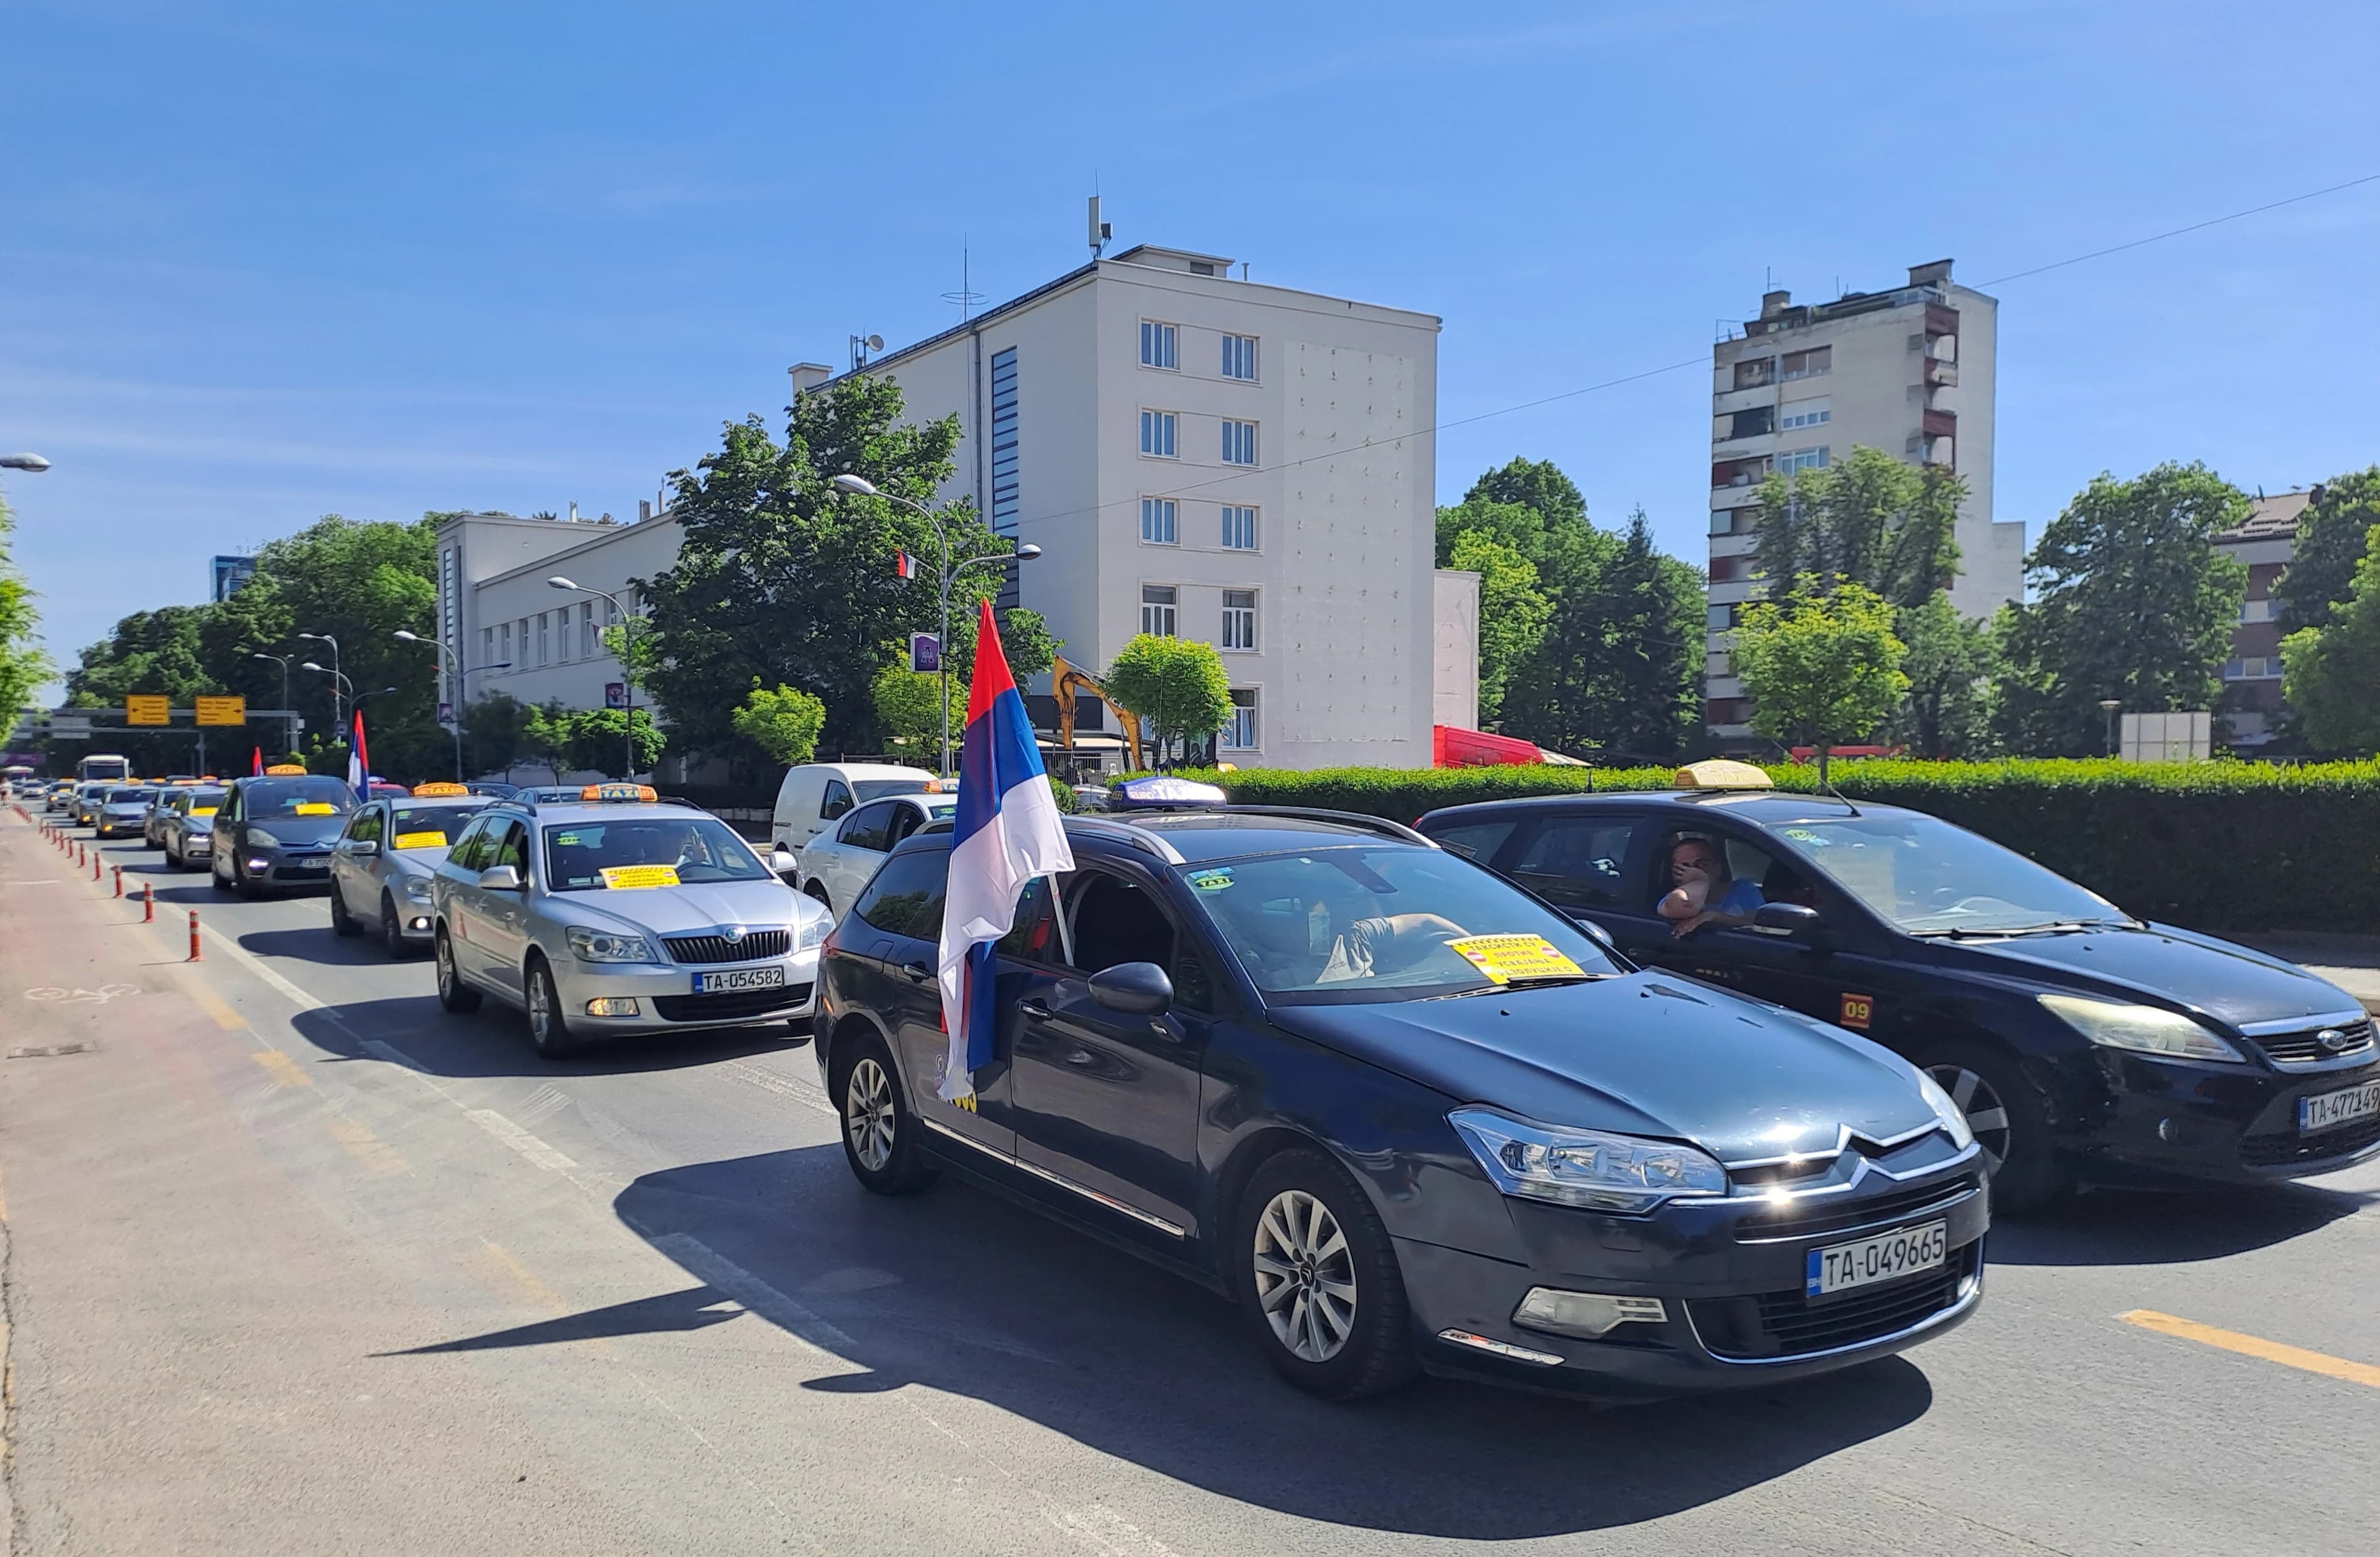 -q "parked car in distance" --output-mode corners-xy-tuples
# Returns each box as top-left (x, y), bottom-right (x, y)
(1415, 766), (2380, 1209)
(162, 787), (226, 870)
(793, 790), (957, 915)
(329, 787), (497, 956)
(815, 805), (1986, 1401)
(209, 773), (359, 897)
(770, 762), (939, 856)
